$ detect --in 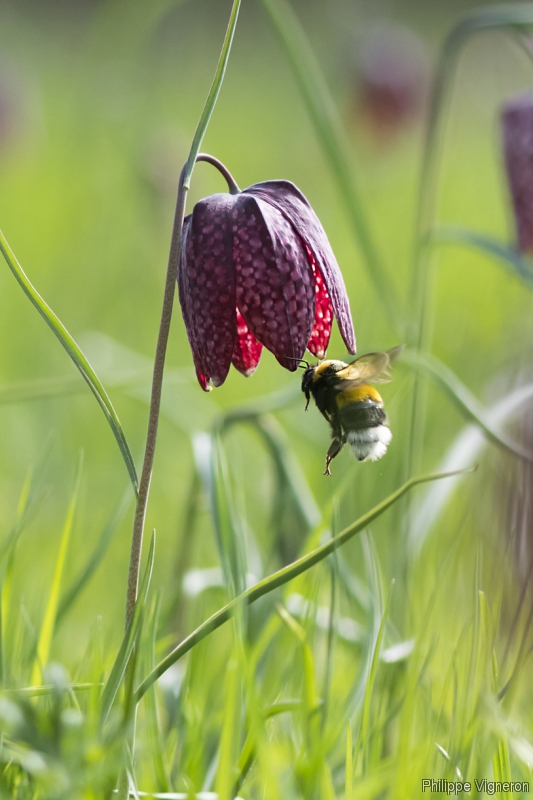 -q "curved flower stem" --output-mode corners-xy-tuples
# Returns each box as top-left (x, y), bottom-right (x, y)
(196, 153), (241, 194)
(125, 0), (242, 629)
